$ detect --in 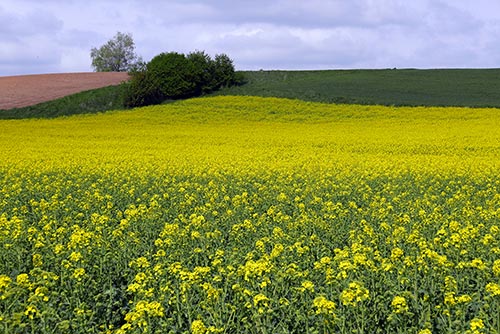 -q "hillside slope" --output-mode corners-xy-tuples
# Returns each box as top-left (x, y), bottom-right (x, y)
(3, 69), (500, 120)
(215, 69), (500, 107)
(0, 72), (129, 109)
